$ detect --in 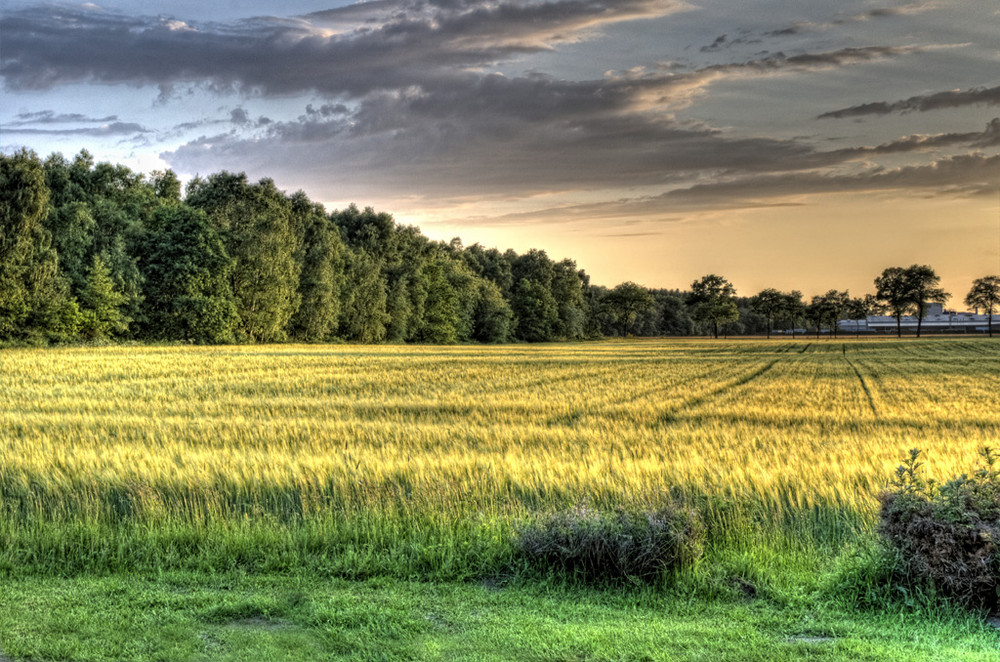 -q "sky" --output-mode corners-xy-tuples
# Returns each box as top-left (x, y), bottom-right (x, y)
(2, 0), (999, 301)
